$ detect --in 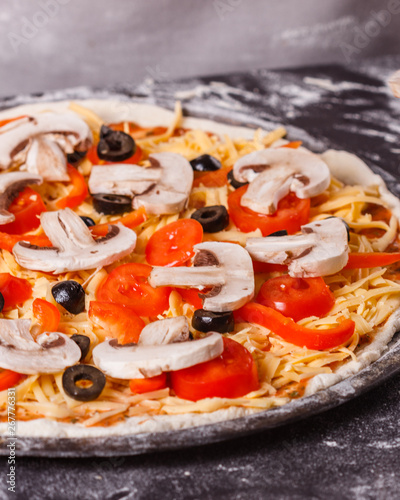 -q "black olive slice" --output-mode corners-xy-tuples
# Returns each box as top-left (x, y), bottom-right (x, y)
(0, 292), (4, 313)
(67, 150), (87, 166)
(227, 169), (248, 189)
(97, 125), (136, 162)
(71, 334), (90, 361)
(269, 230), (288, 237)
(92, 193), (132, 215)
(62, 365), (106, 402)
(190, 154), (221, 172)
(192, 309), (234, 333)
(326, 216), (351, 241)
(52, 280), (85, 315)
(80, 216), (95, 227)
(191, 205), (229, 233)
